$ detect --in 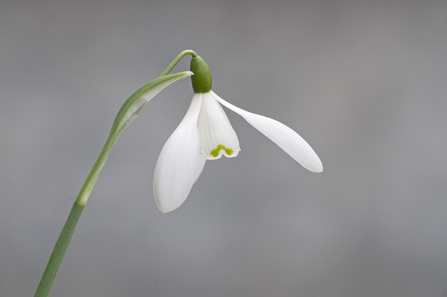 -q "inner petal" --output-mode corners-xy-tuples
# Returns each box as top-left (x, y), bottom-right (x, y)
(197, 92), (240, 160)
